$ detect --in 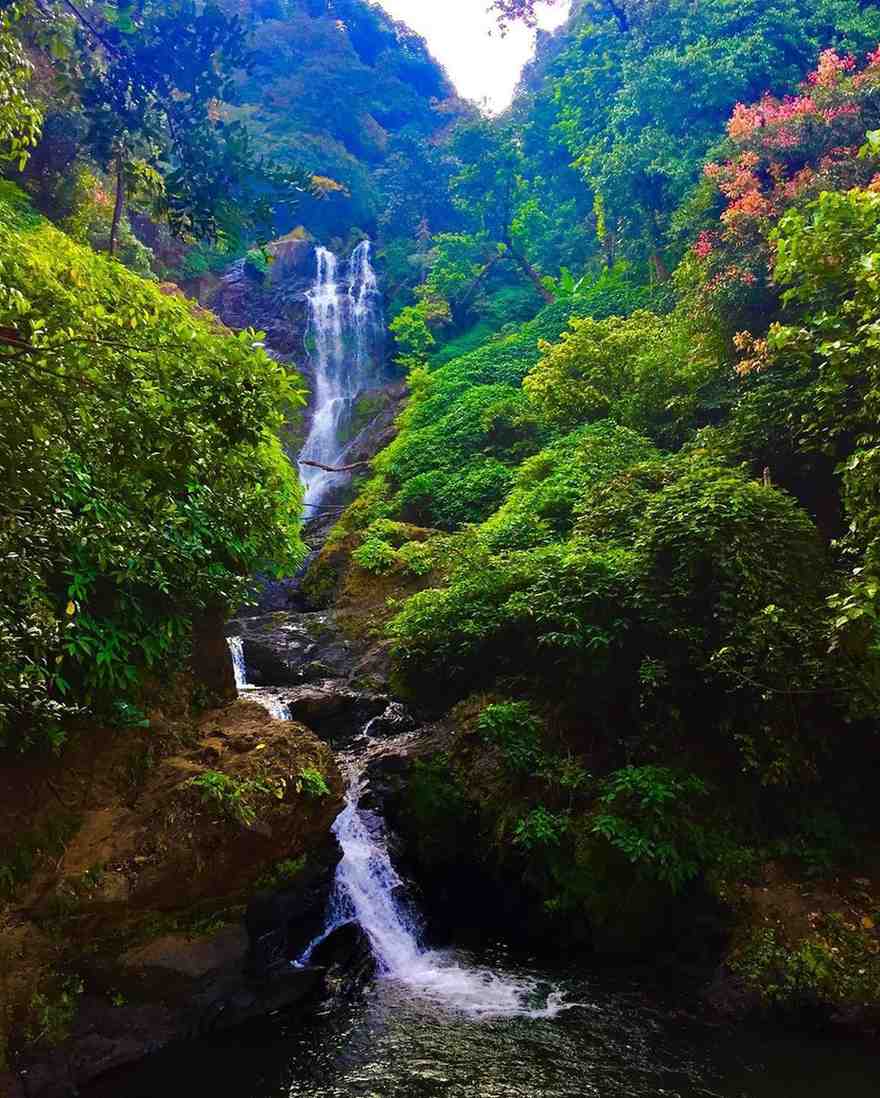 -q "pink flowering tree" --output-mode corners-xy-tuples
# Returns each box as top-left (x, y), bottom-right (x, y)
(689, 47), (880, 325)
